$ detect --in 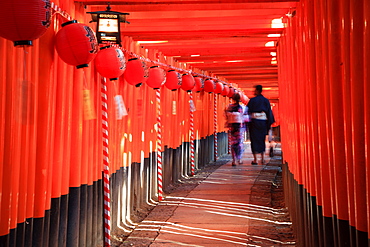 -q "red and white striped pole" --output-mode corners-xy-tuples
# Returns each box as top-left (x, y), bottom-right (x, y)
(214, 93), (218, 161)
(156, 88), (163, 201)
(189, 91), (195, 175)
(101, 78), (111, 246)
